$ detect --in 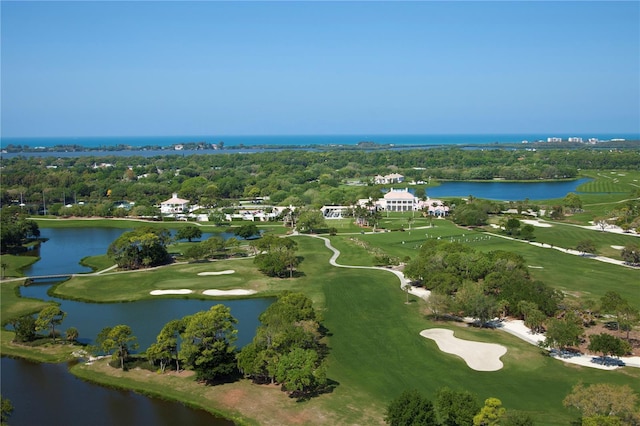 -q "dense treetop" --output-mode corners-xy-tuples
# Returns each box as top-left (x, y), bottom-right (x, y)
(2, 148), (638, 212)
